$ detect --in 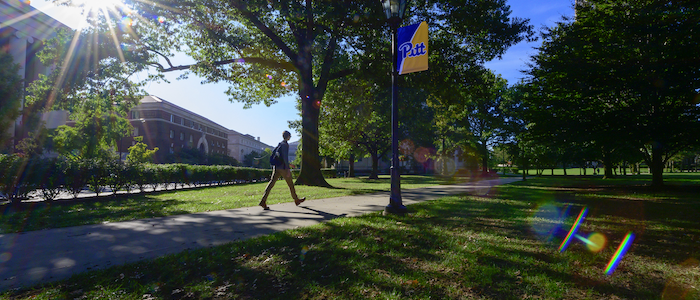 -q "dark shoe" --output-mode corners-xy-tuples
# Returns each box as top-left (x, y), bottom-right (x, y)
(295, 197), (306, 206)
